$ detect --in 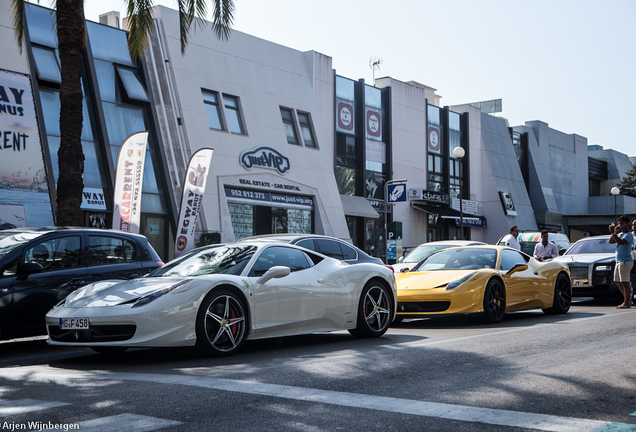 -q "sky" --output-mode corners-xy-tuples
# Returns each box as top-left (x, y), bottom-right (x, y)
(78, 0), (635, 157)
